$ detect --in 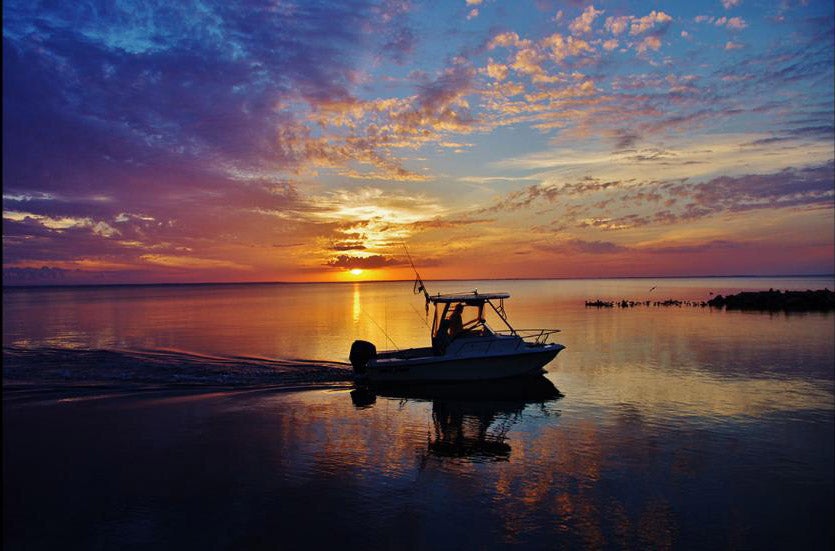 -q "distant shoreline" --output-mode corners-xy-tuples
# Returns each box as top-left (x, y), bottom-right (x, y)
(4, 274), (834, 290)
(585, 289), (835, 312)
